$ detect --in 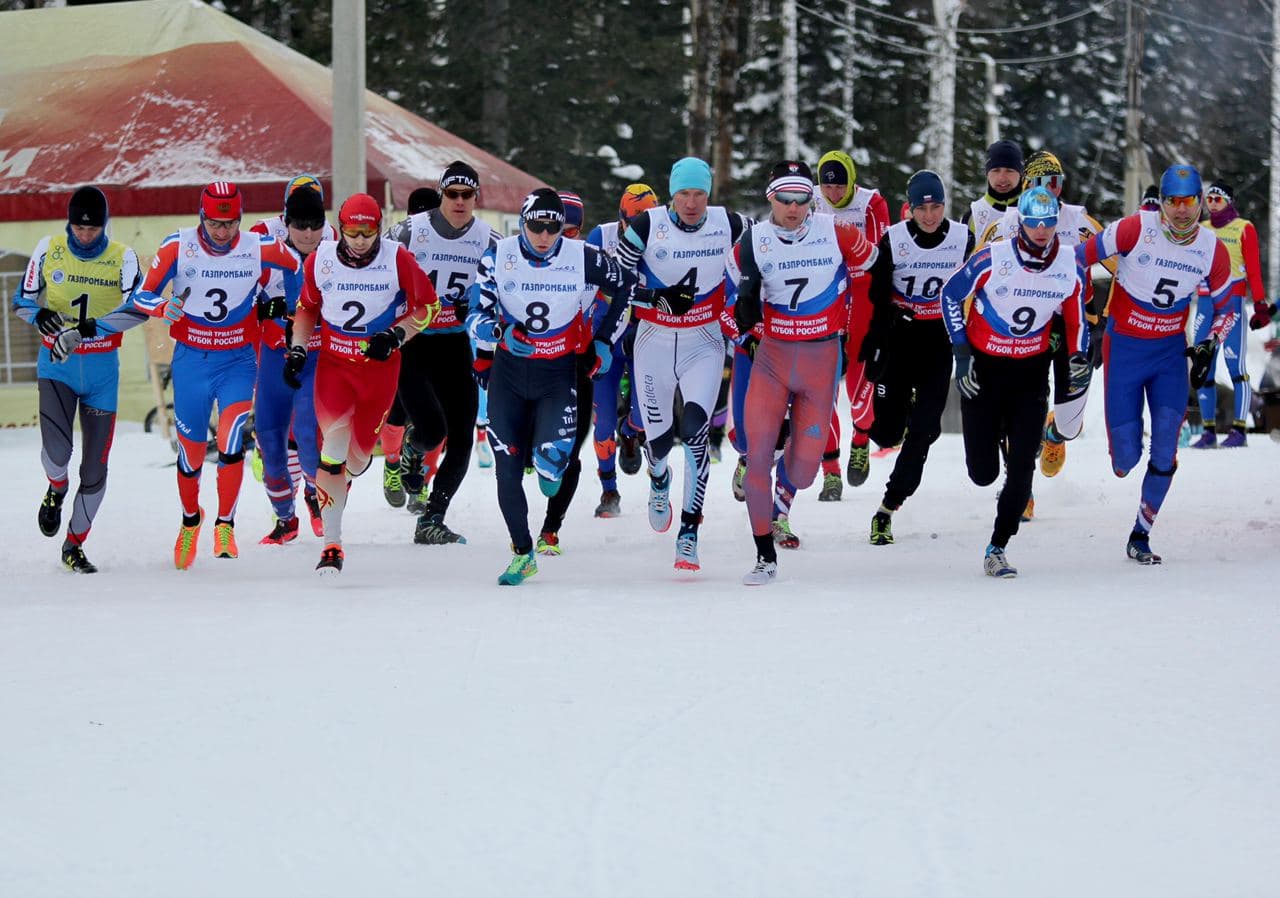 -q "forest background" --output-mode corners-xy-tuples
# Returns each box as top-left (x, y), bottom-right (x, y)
(7, 0), (1275, 265)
